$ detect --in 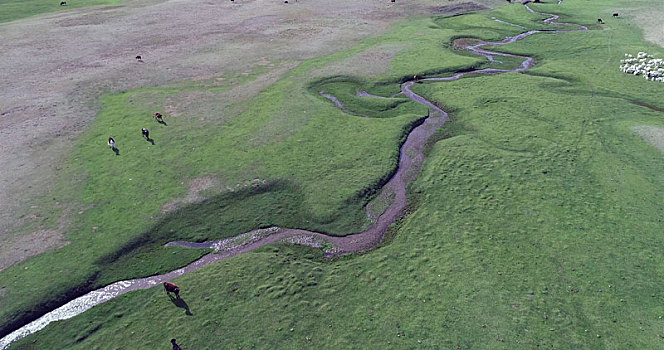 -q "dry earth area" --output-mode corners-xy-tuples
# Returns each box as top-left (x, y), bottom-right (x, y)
(0, 0), (504, 270)
(160, 176), (223, 214)
(628, 7), (664, 47)
(632, 125), (664, 153)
